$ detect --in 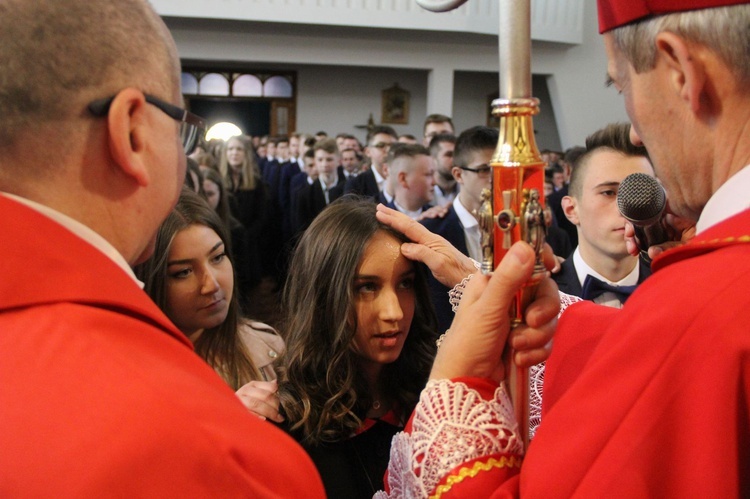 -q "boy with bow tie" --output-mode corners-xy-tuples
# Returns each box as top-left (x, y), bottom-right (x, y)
(553, 122), (655, 308)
